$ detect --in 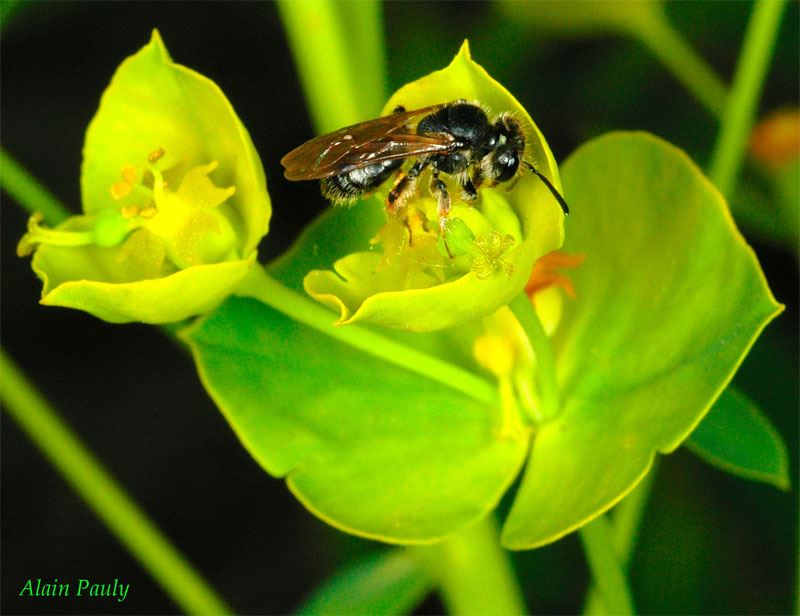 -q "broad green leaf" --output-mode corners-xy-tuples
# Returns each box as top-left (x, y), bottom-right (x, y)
(502, 132), (782, 549)
(296, 550), (432, 616)
(686, 387), (790, 490)
(183, 297), (528, 543)
(304, 41), (565, 332)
